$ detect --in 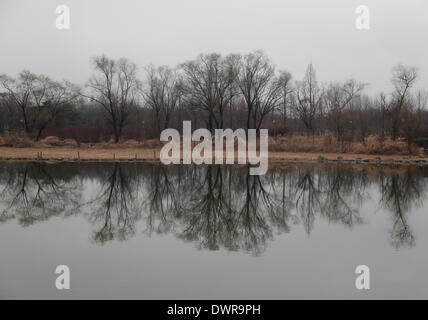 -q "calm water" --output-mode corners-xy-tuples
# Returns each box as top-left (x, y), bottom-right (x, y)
(0, 162), (428, 299)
